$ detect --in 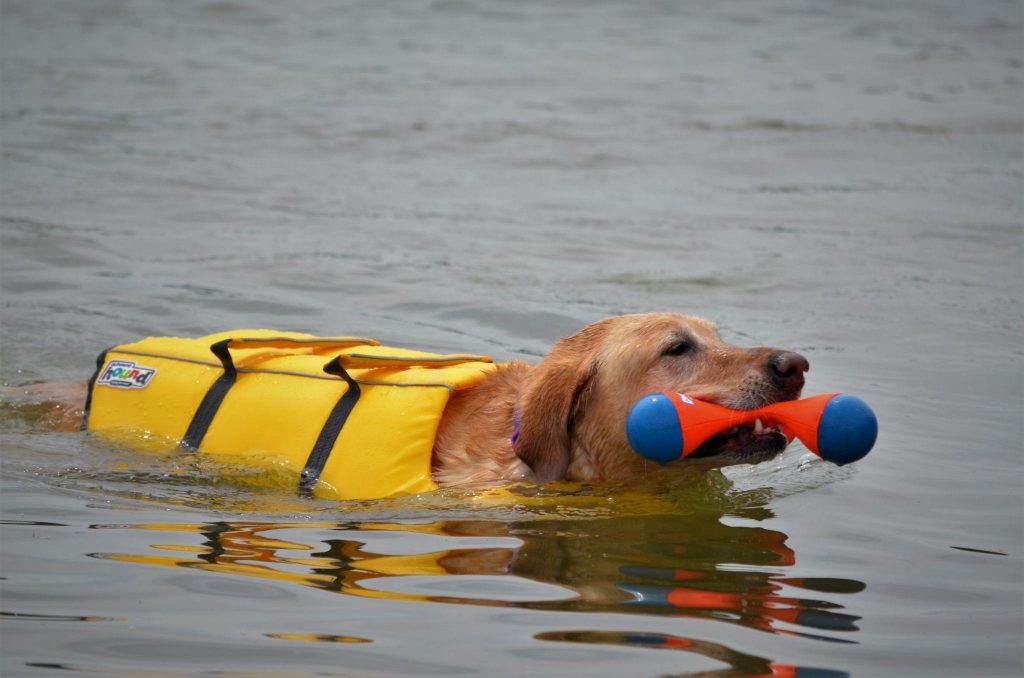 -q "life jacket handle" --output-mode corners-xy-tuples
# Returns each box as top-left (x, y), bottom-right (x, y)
(335, 352), (493, 370)
(223, 335), (380, 352)
(179, 335), (377, 451)
(220, 337), (491, 370)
